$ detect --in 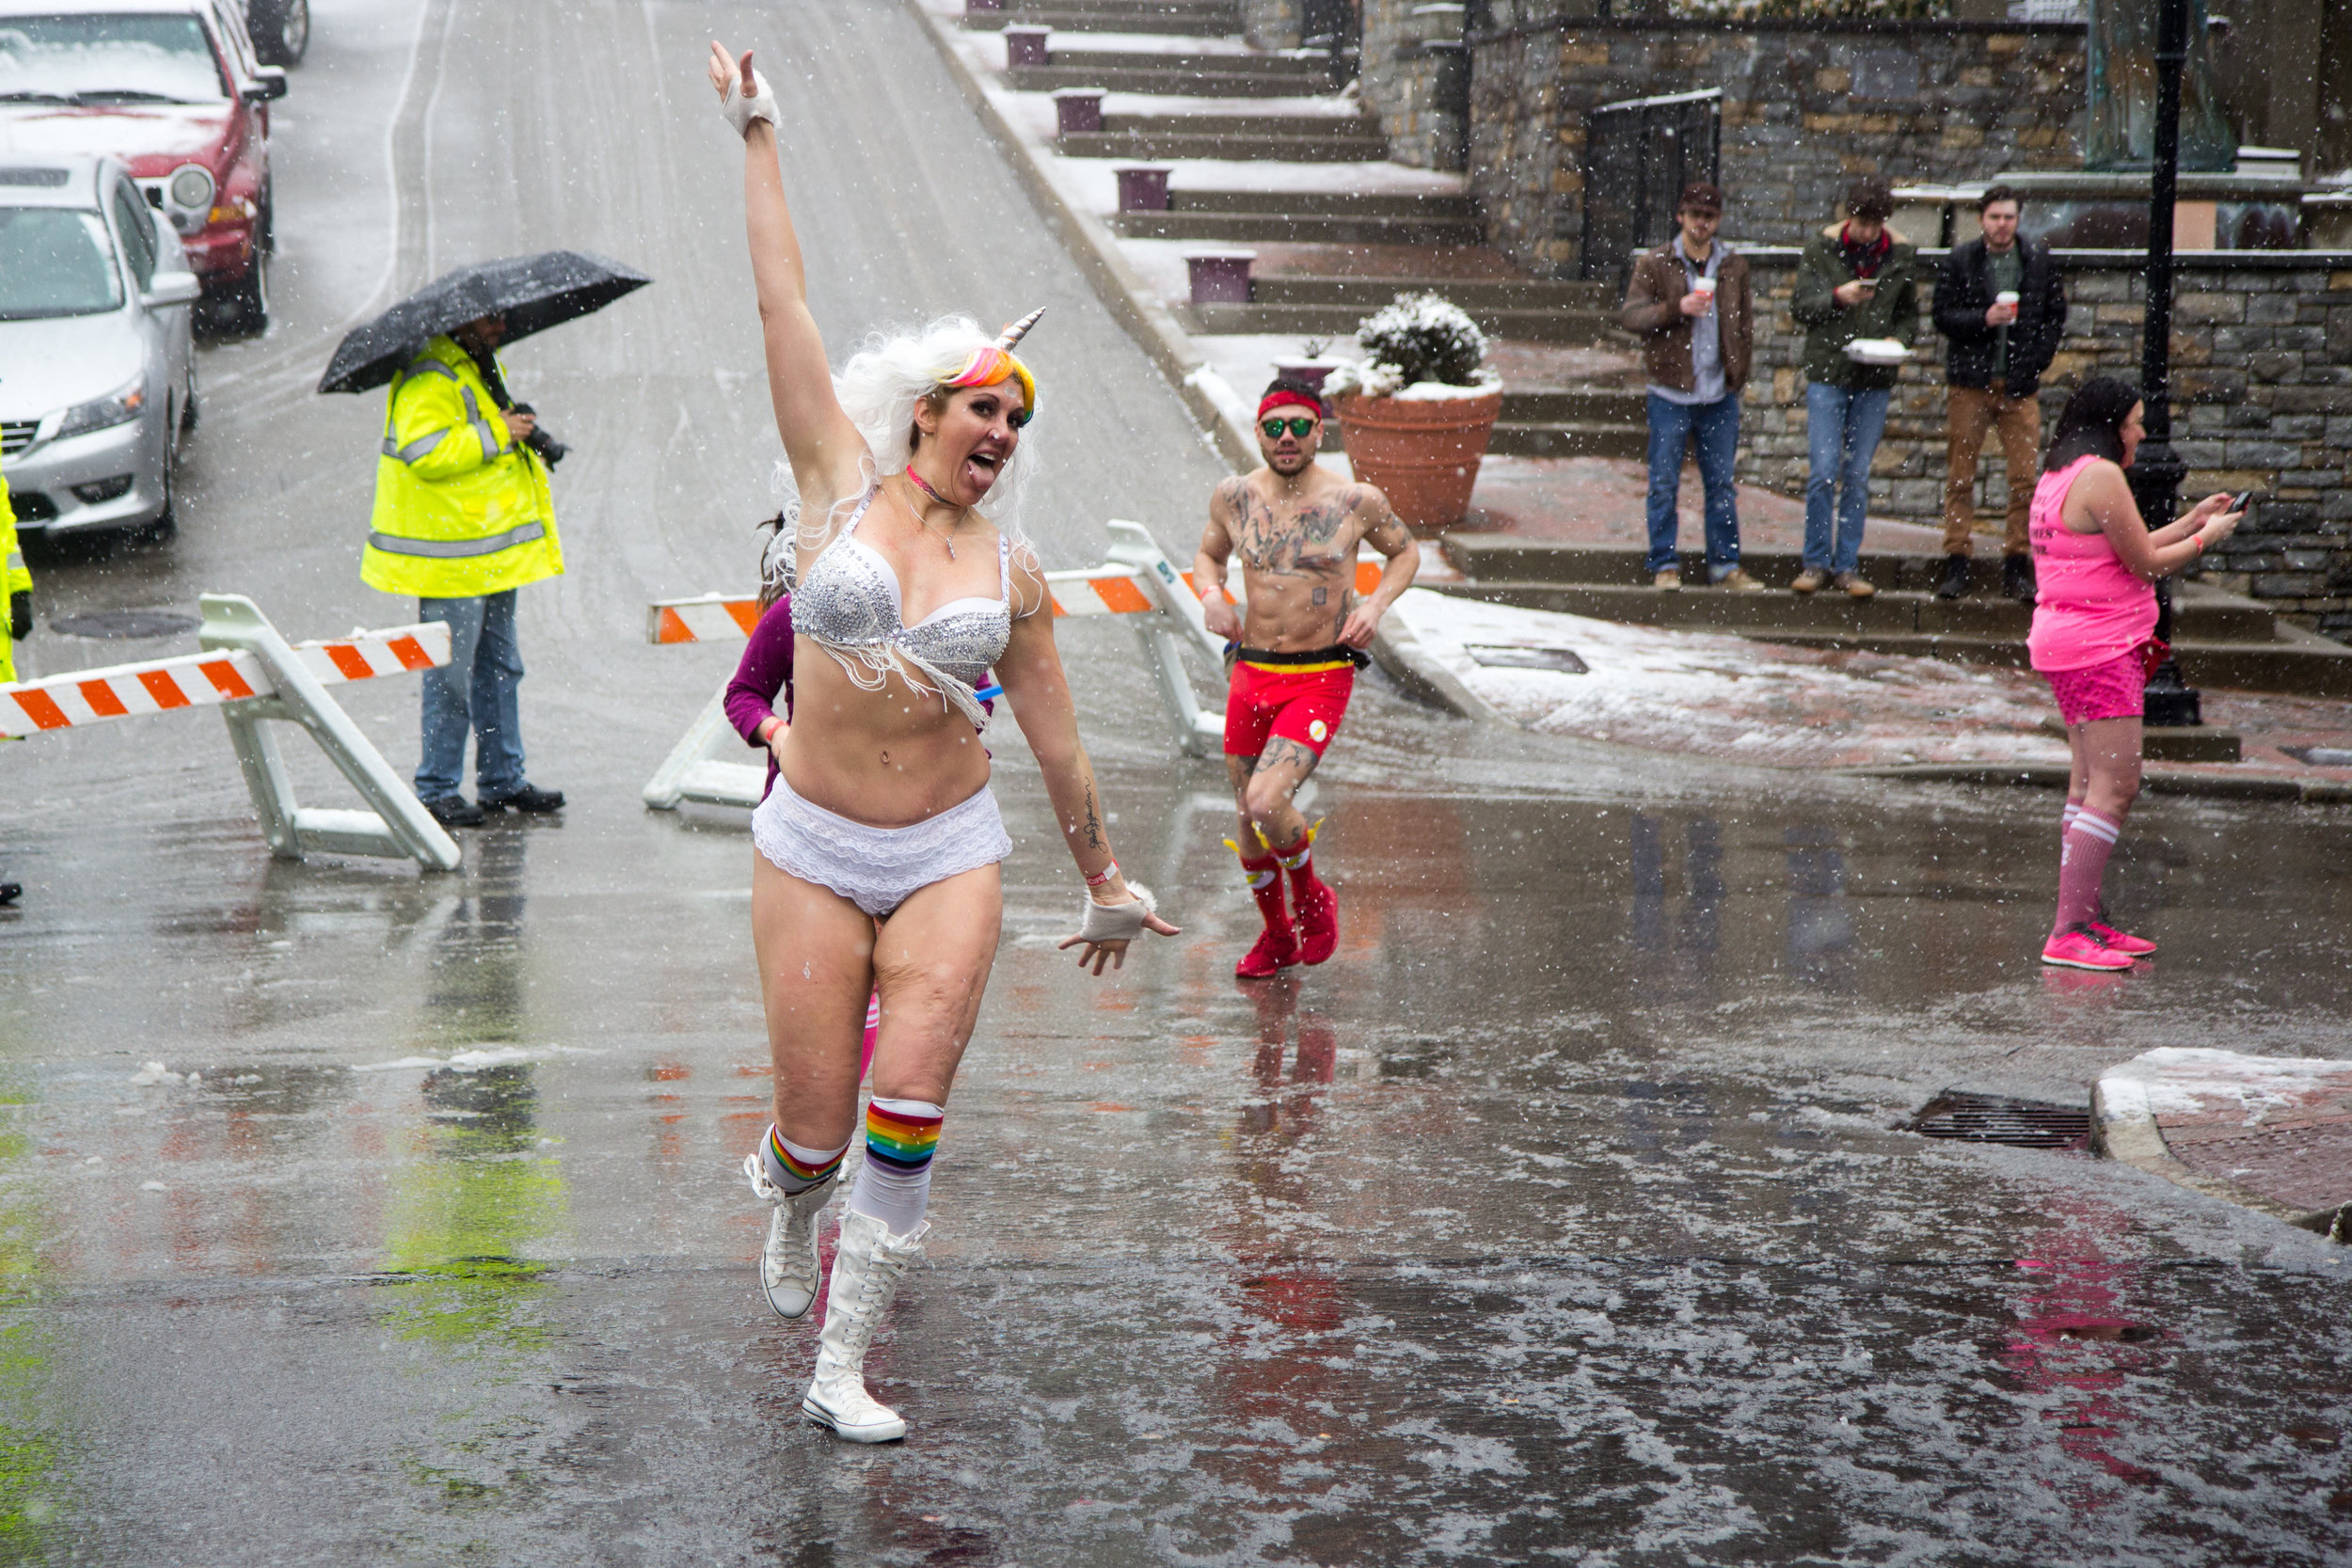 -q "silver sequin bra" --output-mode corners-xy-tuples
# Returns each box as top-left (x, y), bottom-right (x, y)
(790, 486), (1012, 730)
